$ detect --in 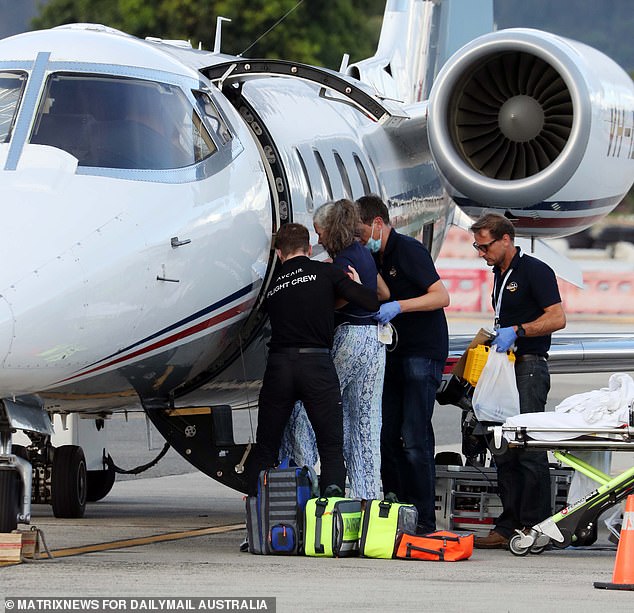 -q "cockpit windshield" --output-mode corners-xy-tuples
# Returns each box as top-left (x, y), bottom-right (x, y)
(0, 72), (26, 143)
(30, 73), (218, 170)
